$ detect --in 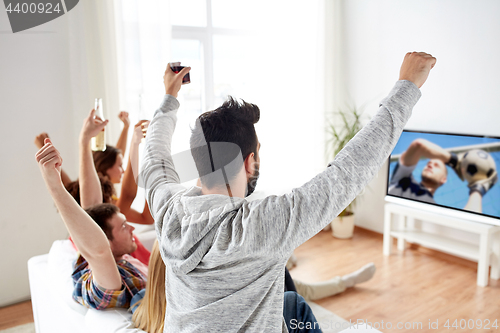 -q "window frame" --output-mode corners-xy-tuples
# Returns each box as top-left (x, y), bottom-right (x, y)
(171, 0), (251, 112)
